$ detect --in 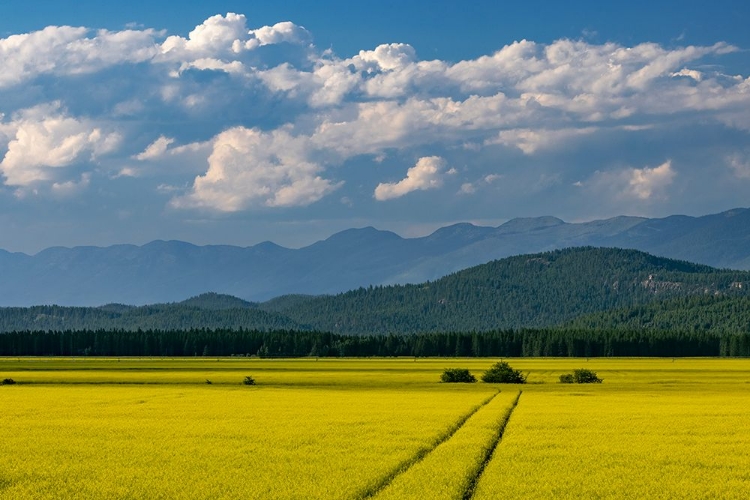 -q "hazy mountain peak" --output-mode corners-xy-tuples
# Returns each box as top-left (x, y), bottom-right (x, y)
(498, 216), (565, 233)
(321, 226), (403, 245)
(1, 207), (749, 306)
(178, 292), (256, 310)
